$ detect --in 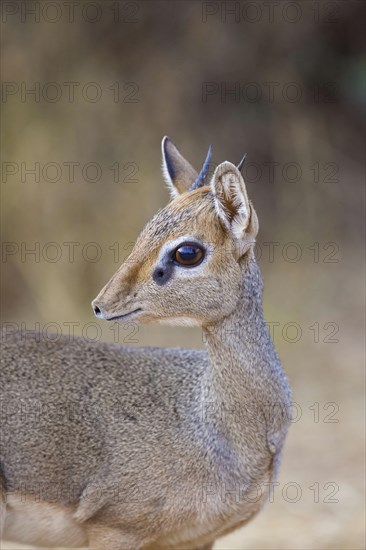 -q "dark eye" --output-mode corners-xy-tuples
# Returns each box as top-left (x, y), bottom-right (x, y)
(173, 244), (204, 267)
